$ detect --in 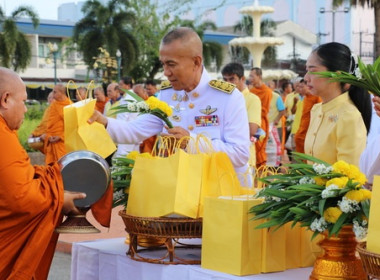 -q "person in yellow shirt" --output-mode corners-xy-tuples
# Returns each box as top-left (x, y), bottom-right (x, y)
(222, 62), (261, 173)
(304, 42), (371, 166)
